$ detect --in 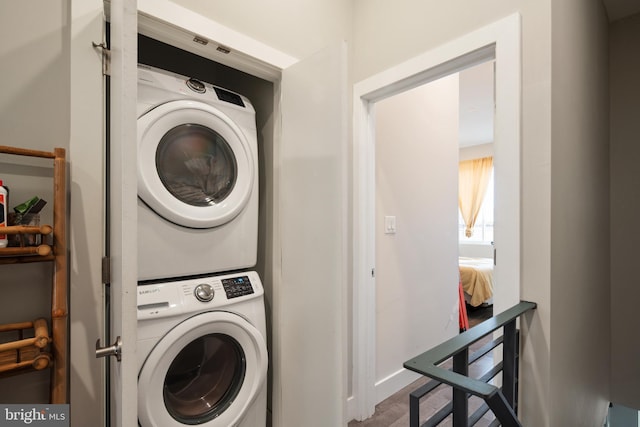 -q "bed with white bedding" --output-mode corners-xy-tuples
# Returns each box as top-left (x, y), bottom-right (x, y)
(459, 257), (494, 307)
